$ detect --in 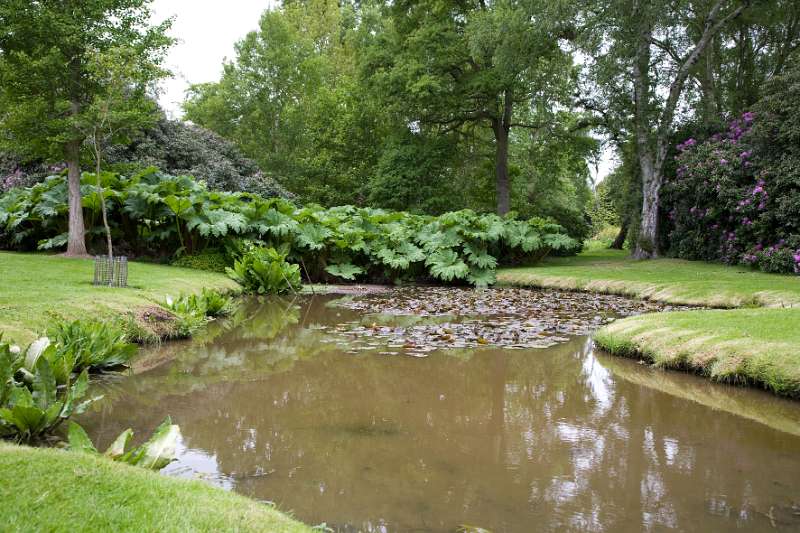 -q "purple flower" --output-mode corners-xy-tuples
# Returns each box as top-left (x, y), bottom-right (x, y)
(720, 159), (728, 165)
